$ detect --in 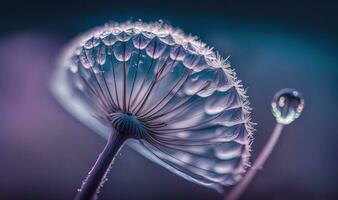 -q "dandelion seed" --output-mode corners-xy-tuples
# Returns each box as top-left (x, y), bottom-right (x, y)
(51, 21), (255, 200)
